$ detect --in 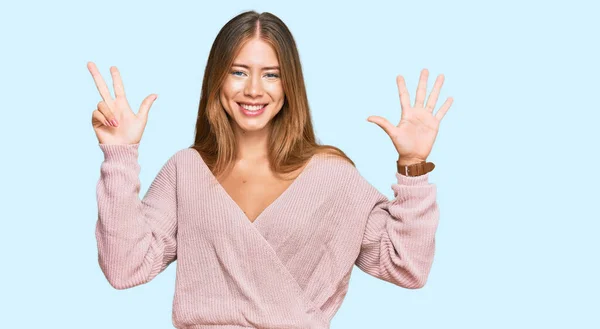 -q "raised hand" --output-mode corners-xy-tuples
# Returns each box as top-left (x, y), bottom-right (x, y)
(88, 61), (158, 145)
(367, 68), (453, 165)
